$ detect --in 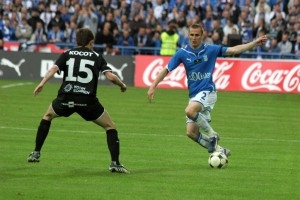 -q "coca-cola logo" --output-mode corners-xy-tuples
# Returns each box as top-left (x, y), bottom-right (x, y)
(242, 63), (300, 92)
(213, 61), (234, 90)
(143, 58), (187, 87)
